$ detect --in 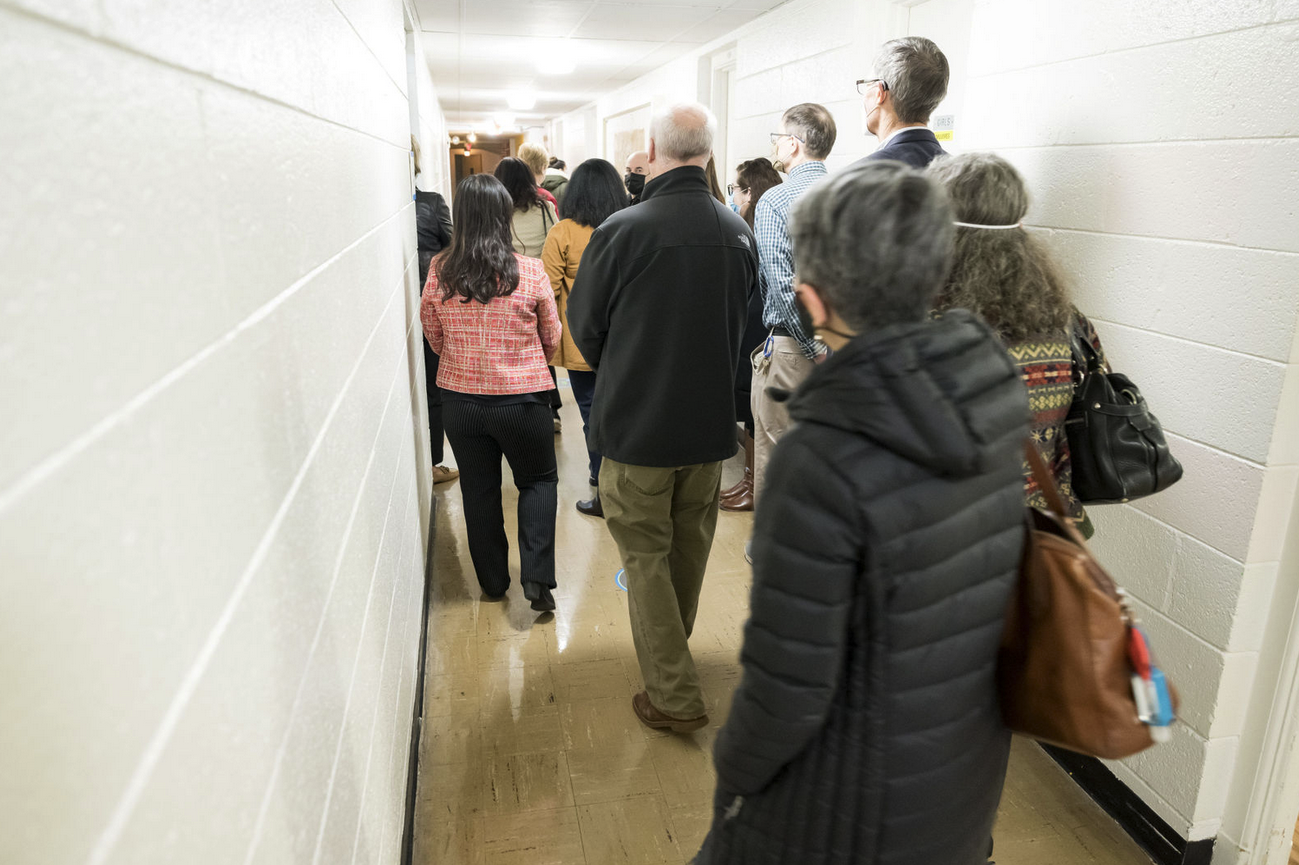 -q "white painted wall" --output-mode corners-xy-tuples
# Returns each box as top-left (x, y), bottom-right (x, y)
(554, 0), (1299, 860)
(0, 0), (438, 863)
(956, 3), (1299, 858)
